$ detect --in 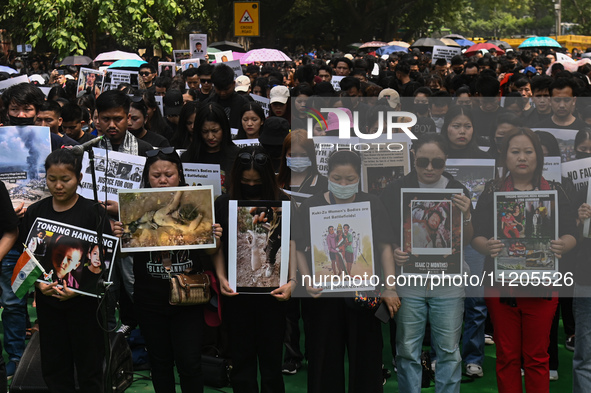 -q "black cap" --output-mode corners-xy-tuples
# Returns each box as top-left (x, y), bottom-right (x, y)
(163, 89), (183, 116)
(259, 117), (290, 145)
